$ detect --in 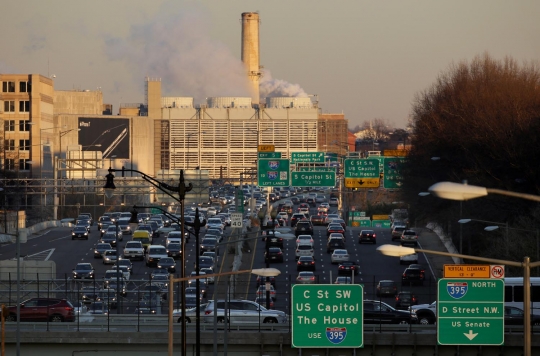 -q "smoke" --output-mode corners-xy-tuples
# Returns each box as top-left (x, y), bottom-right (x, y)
(104, 6), (251, 102)
(259, 69), (308, 99)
